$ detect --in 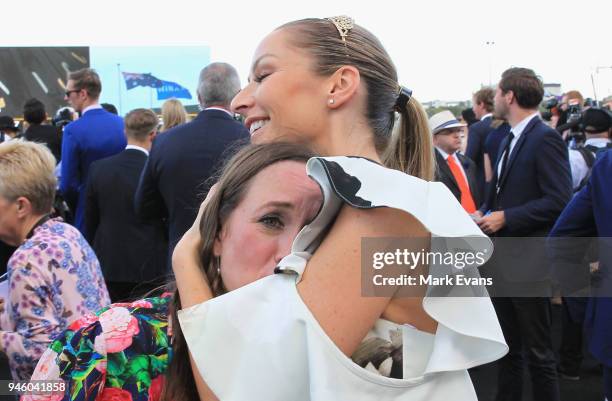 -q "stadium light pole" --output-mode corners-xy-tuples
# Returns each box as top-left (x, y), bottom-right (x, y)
(117, 63), (122, 116)
(593, 66), (612, 102)
(485, 41), (495, 87)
